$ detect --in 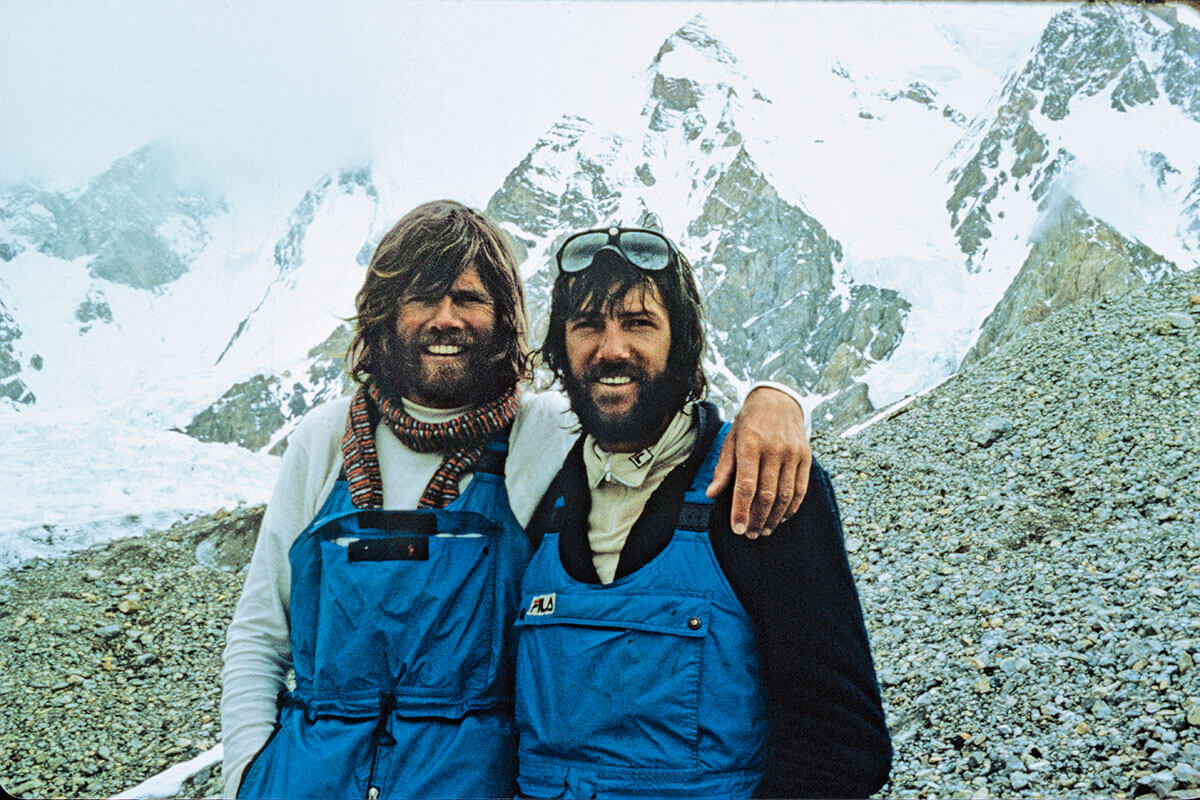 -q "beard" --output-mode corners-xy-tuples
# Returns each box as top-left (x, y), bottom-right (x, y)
(563, 360), (688, 448)
(387, 327), (505, 408)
